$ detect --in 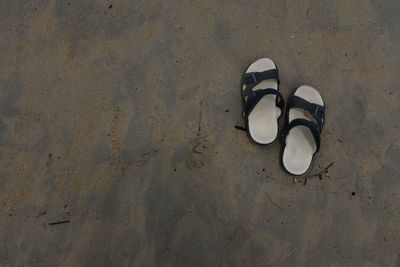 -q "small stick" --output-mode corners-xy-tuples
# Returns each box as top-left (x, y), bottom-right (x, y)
(48, 220), (70, 225)
(149, 116), (160, 124)
(304, 162), (335, 185)
(234, 125), (246, 131)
